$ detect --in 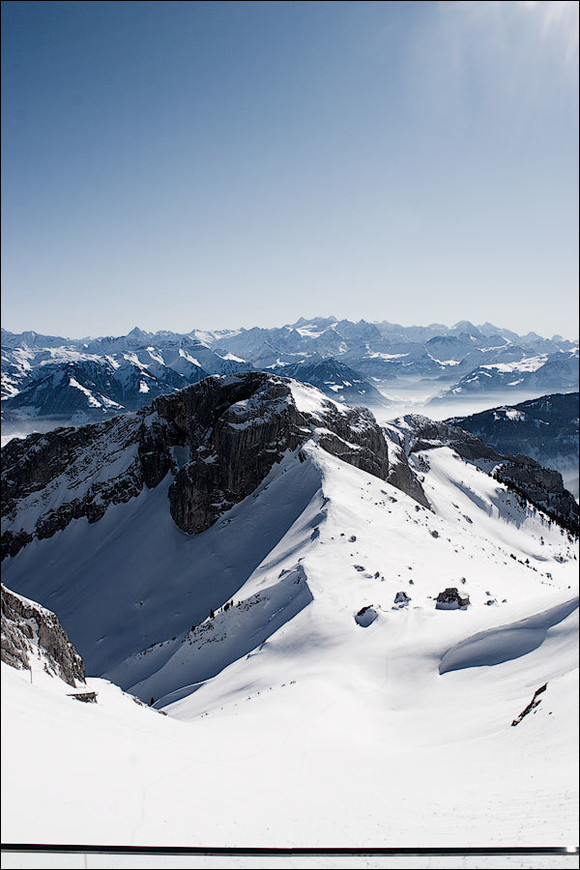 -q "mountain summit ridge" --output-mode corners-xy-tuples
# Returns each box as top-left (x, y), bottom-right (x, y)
(1, 372), (392, 559)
